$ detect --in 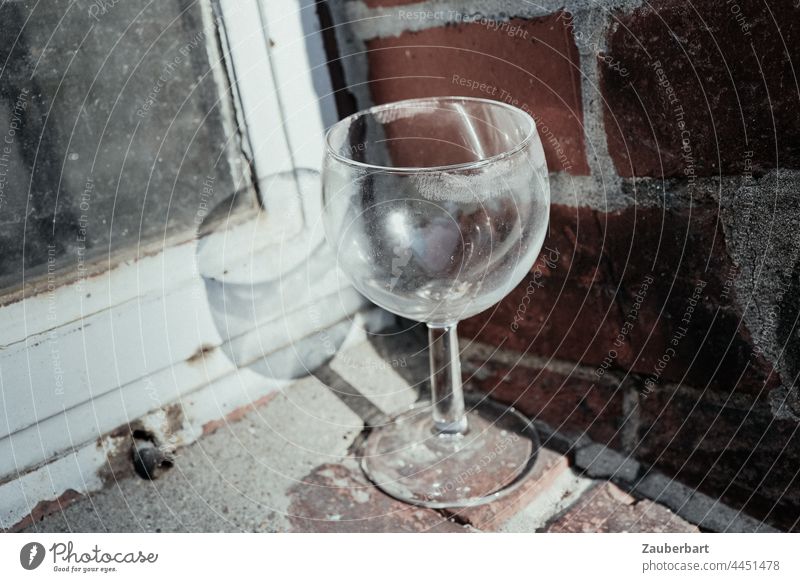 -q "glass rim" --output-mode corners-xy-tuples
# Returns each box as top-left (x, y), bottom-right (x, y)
(324, 96), (538, 174)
